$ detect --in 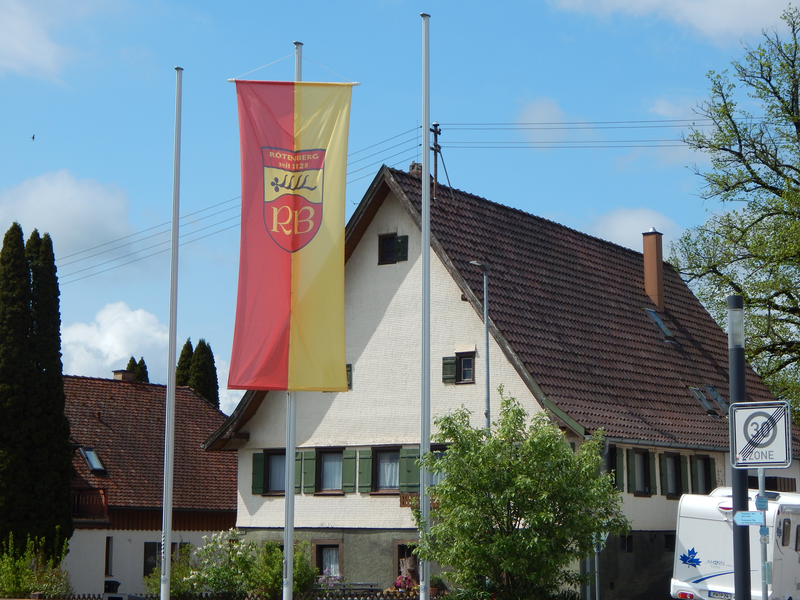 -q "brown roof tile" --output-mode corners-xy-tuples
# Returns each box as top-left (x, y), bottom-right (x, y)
(66, 376), (236, 511)
(378, 166), (786, 450)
